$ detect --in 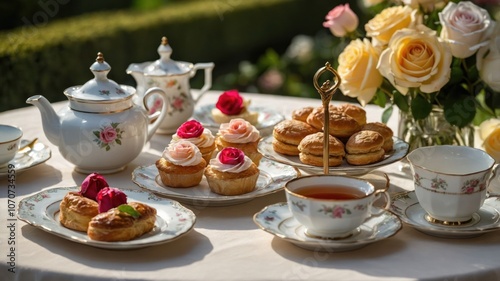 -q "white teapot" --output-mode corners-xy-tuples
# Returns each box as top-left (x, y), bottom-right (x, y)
(26, 52), (168, 174)
(127, 36), (214, 134)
